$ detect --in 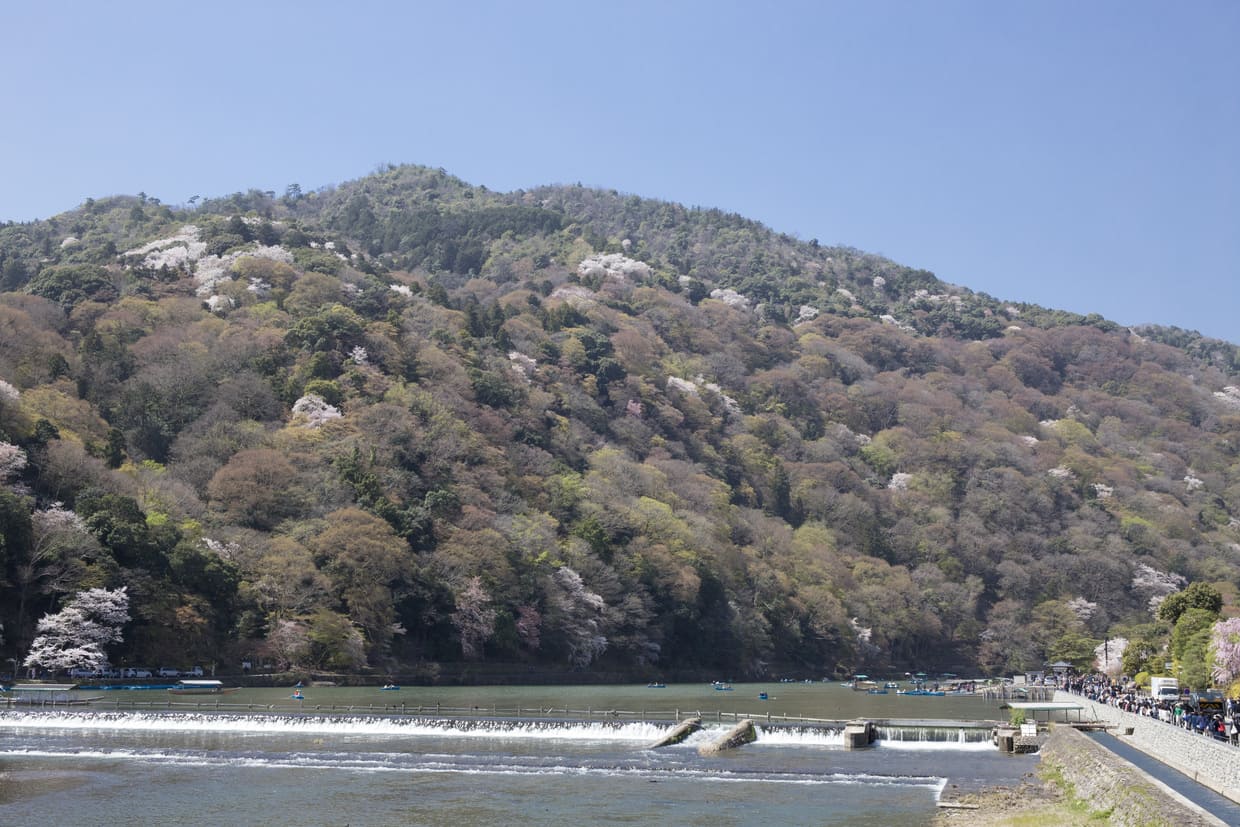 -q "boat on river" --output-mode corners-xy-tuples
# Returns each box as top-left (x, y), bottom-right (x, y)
(897, 688), (945, 697)
(168, 680), (239, 696)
